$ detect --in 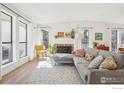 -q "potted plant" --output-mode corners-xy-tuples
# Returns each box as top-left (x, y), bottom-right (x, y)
(54, 35), (58, 38)
(93, 42), (99, 48)
(49, 43), (57, 56)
